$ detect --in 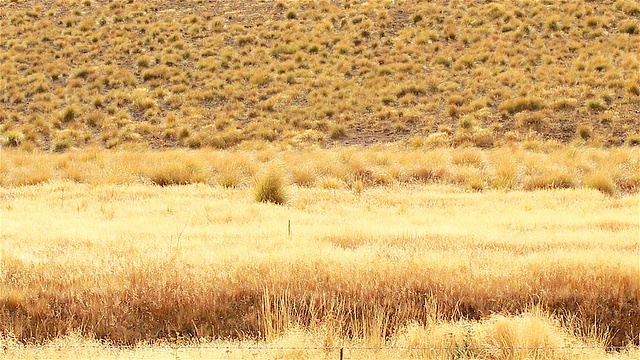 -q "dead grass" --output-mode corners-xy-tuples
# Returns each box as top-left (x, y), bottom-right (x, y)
(2, 145), (637, 196)
(1, 177), (638, 355)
